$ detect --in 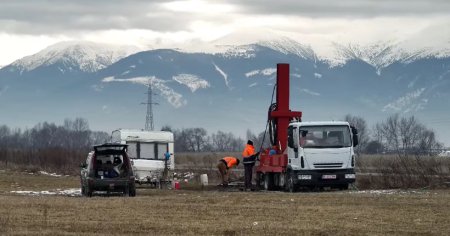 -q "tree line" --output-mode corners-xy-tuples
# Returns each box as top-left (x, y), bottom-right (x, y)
(0, 114), (444, 174)
(0, 118), (109, 173)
